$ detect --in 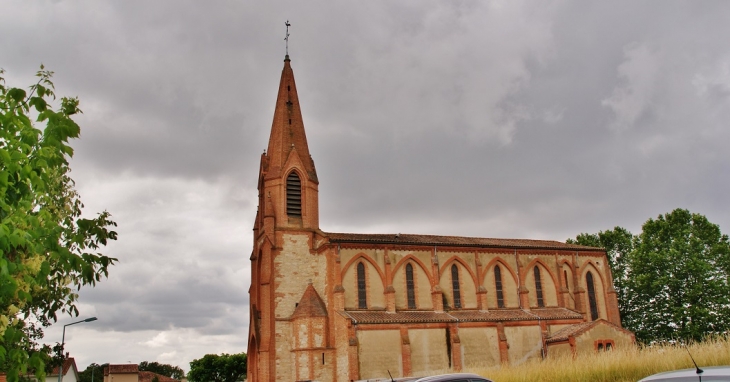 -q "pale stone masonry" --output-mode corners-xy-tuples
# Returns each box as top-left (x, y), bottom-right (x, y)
(247, 55), (635, 382)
